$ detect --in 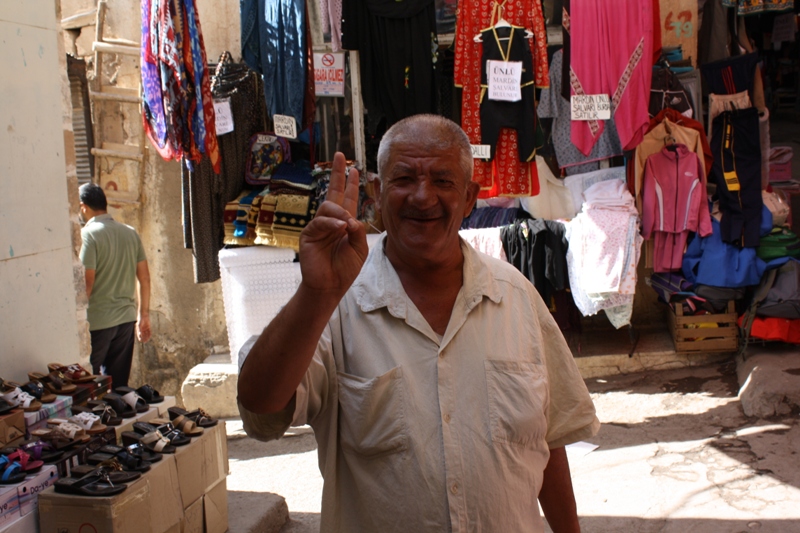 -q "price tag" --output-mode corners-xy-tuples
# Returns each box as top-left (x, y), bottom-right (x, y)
(471, 144), (491, 159)
(570, 94), (611, 121)
(487, 60), (522, 102)
(213, 98), (234, 135)
(273, 114), (297, 139)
